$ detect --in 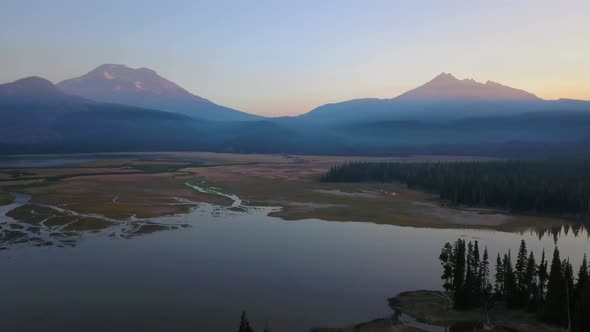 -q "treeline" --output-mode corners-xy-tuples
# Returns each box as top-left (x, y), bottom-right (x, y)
(322, 160), (590, 218)
(439, 239), (590, 331)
